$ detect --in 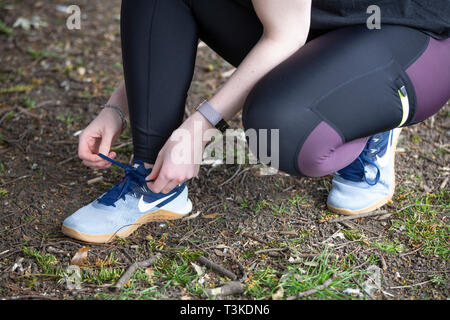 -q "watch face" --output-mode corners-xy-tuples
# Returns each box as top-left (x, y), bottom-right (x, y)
(216, 119), (230, 133)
